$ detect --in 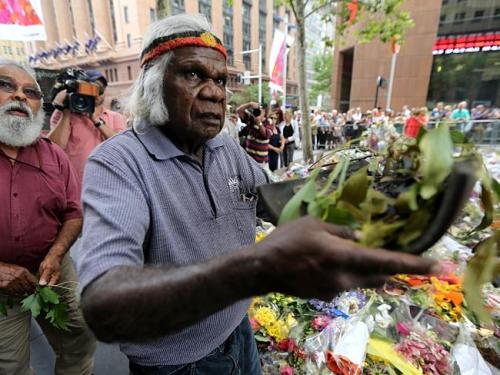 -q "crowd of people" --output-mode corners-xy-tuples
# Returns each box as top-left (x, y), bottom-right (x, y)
(223, 100), (500, 168)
